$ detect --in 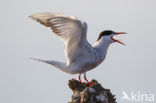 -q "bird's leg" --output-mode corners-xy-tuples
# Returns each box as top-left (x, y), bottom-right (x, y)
(78, 74), (82, 83)
(84, 73), (91, 86)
